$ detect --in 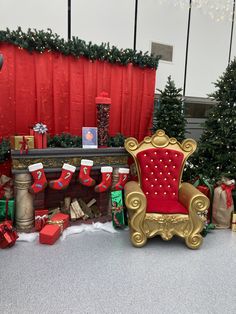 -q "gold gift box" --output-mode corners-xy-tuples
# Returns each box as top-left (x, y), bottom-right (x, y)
(232, 213), (236, 232)
(10, 135), (34, 150)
